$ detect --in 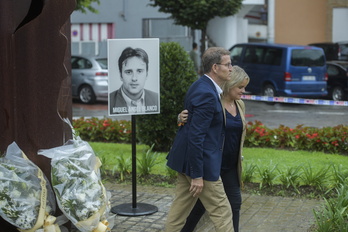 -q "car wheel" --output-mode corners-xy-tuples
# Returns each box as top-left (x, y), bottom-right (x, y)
(262, 84), (276, 105)
(331, 86), (345, 101)
(262, 84), (276, 97)
(79, 85), (96, 104)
